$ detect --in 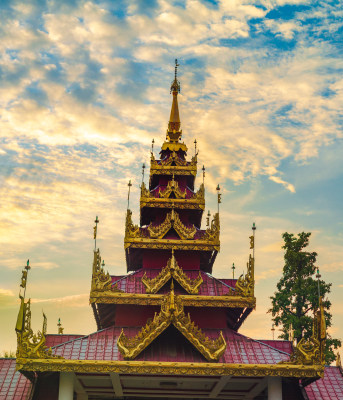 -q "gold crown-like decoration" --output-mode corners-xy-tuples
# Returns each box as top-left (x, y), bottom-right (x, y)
(150, 153), (197, 176)
(282, 297), (326, 366)
(117, 283), (226, 361)
(125, 210), (220, 252)
(140, 182), (205, 211)
(91, 249), (123, 294)
(159, 152), (188, 167)
(158, 176), (187, 199)
(15, 297), (57, 360)
(142, 250), (203, 294)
